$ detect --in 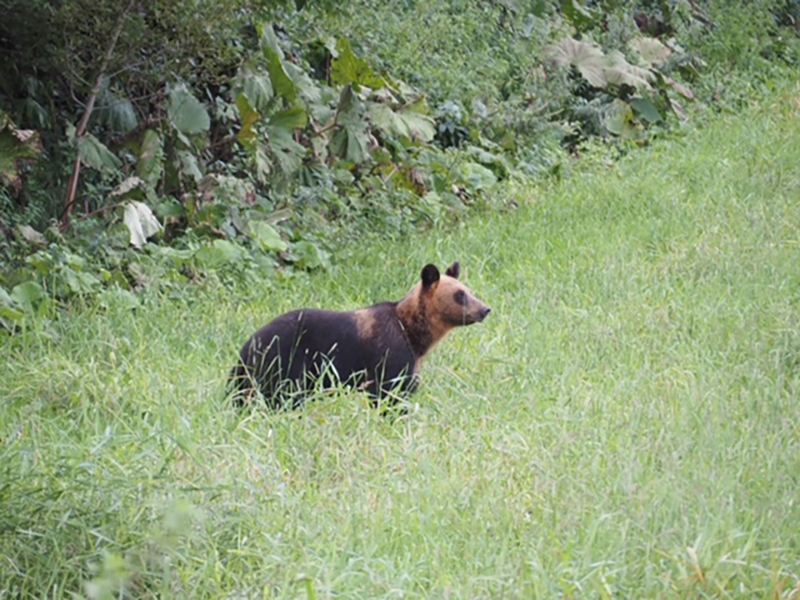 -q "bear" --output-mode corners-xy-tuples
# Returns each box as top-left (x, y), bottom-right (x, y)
(228, 261), (491, 410)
